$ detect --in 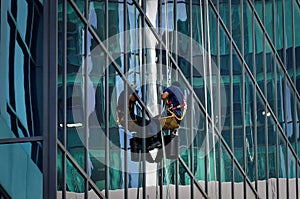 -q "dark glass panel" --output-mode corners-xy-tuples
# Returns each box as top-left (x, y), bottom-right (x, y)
(276, 63), (285, 128)
(274, 0), (284, 62)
